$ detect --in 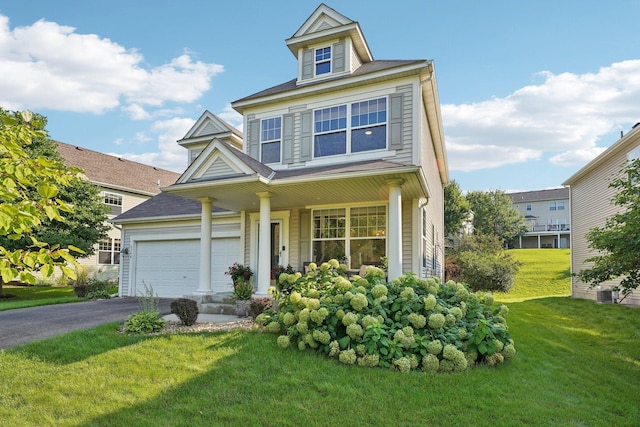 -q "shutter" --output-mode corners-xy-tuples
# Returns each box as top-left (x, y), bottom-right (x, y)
(333, 40), (345, 73)
(282, 113), (294, 164)
(248, 119), (260, 159)
(300, 110), (313, 161)
(389, 93), (404, 149)
(302, 49), (313, 80)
